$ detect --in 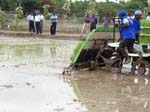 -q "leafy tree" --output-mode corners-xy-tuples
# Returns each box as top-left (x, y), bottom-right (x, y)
(62, 0), (71, 18)
(0, 0), (16, 11)
(43, 4), (50, 17)
(14, 3), (23, 30)
(0, 8), (12, 29)
(0, 8), (6, 29)
(71, 1), (88, 17)
(87, 1), (96, 15)
(97, 2), (121, 18)
(123, 0), (146, 13)
(22, 0), (43, 14)
(51, 0), (65, 16)
(0, 0), (149, 19)
(144, 7), (150, 16)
